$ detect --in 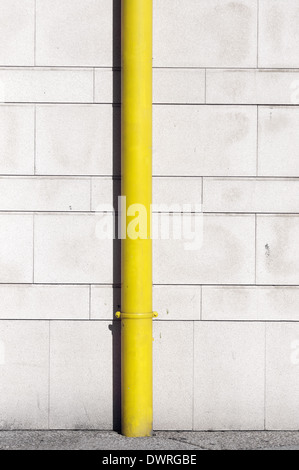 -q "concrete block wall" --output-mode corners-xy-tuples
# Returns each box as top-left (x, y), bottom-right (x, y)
(0, 0), (298, 431)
